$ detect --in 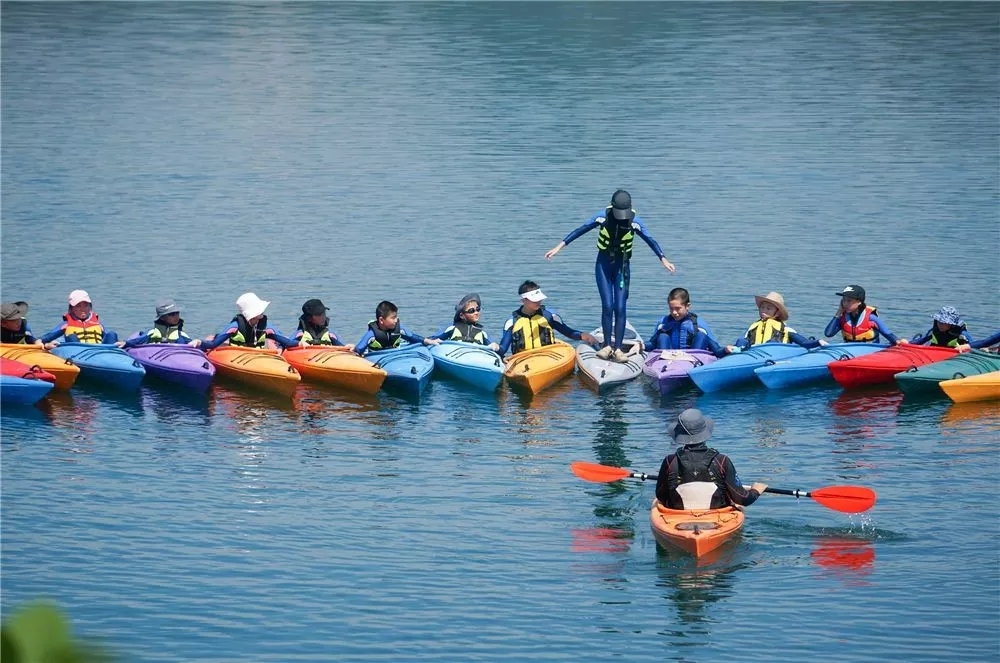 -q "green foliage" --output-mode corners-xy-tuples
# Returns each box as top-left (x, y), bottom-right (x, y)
(0, 601), (115, 663)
